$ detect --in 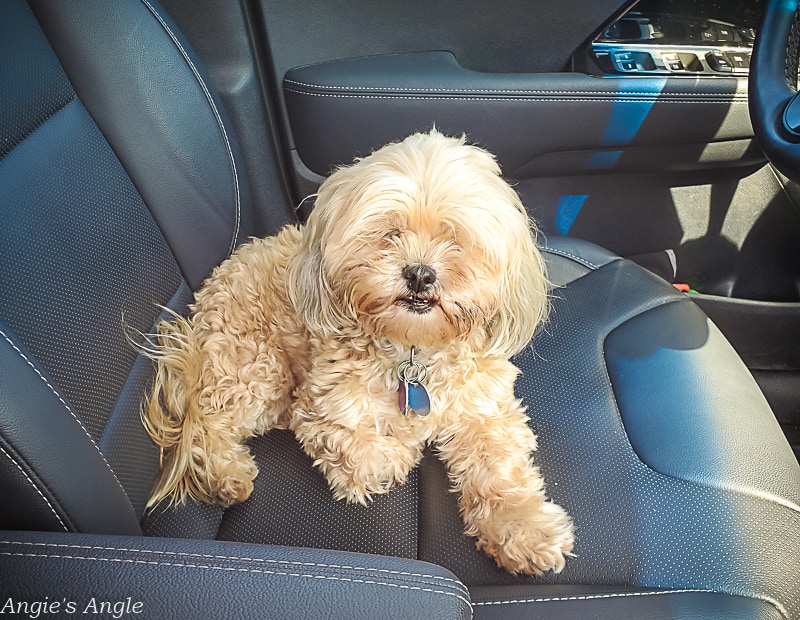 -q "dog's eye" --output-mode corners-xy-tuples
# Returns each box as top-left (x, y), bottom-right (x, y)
(383, 228), (402, 240)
